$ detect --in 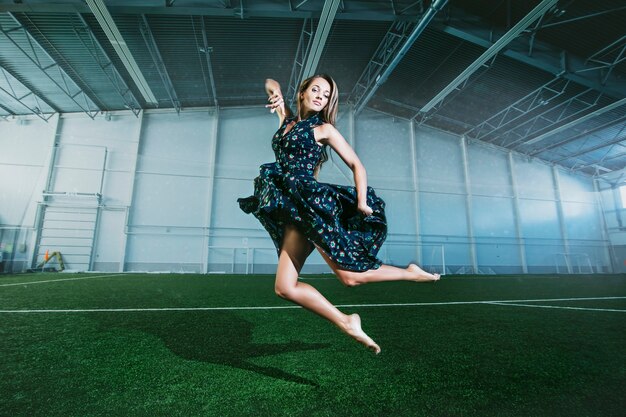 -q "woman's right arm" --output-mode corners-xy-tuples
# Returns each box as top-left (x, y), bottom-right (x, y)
(265, 79), (292, 125)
